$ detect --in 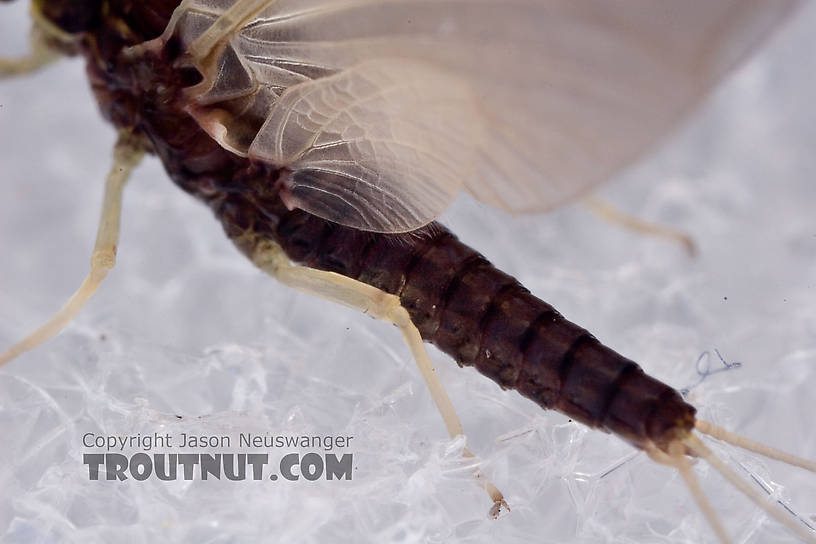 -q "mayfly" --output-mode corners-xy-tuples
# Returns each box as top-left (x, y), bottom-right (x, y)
(1, 1), (814, 543)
